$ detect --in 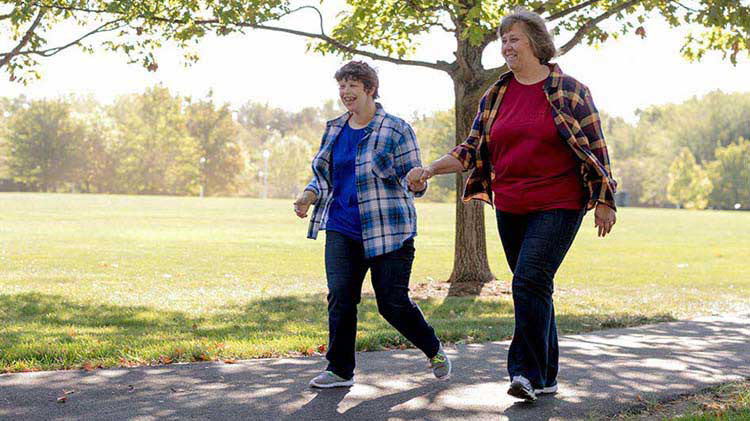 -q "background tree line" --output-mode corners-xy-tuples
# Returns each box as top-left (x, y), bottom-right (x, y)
(0, 88), (748, 209)
(0, 87), (340, 197)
